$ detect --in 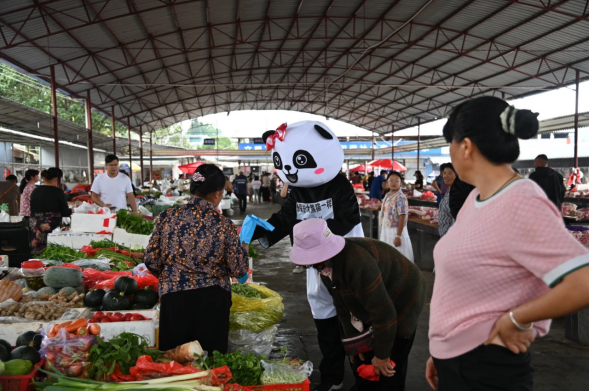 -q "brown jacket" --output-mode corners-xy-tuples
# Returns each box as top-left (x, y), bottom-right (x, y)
(0, 181), (20, 216)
